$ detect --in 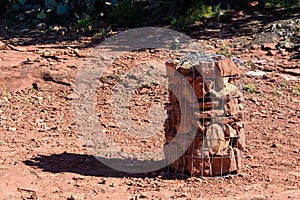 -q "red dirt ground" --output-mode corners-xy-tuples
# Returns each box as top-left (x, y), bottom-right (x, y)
(0, 17), (299, 199)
